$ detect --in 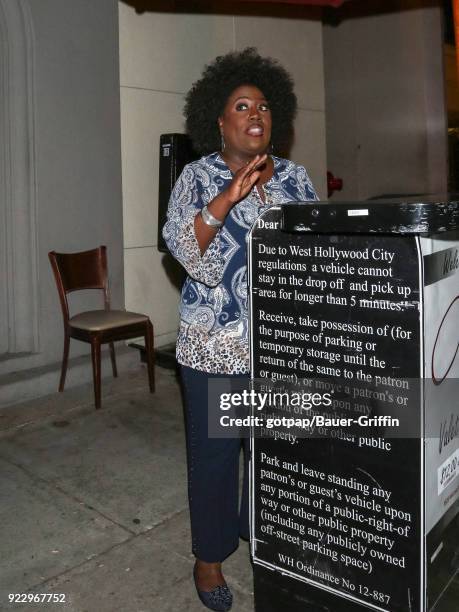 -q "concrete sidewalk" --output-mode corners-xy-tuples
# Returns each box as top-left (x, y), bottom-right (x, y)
(0, 366), (254, 612)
